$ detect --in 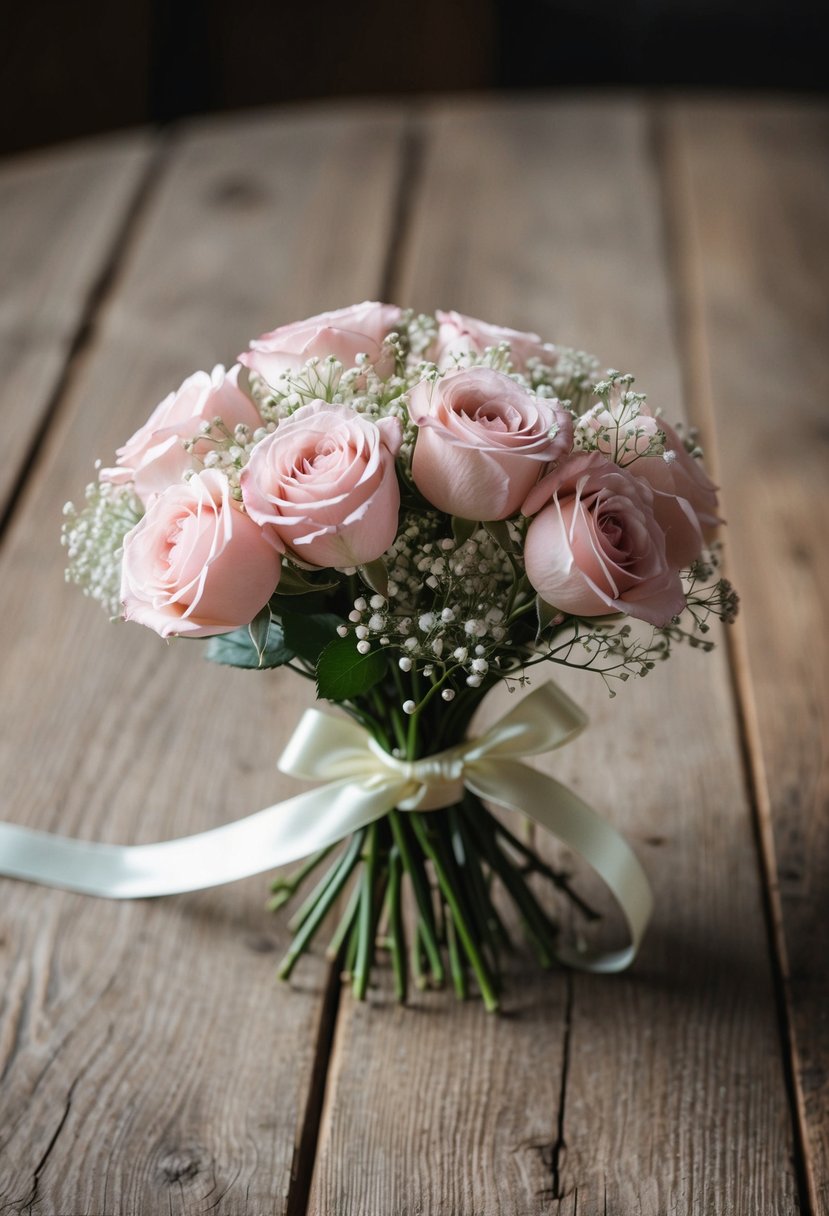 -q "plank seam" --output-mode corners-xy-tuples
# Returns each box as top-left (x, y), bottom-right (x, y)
(648, 101), (814, 1216)
(285, 961), (344, 1216)
(0, 134), (171, 547)
(550, 972), (574, 1201)
(378, 110), (425, 306)
(288, 111), (427, 1216)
